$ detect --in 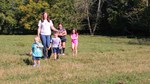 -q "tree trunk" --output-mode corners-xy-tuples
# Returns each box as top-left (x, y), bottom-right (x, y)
(93, 0), (102, 35)
(146, 0), (148, 6)
(143, 0), (149, 6)
(86, 0), (103, 35)
(86, 0), (93, 35)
